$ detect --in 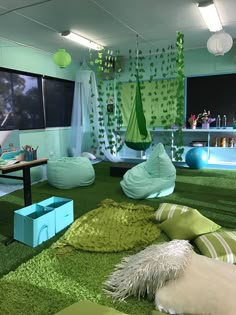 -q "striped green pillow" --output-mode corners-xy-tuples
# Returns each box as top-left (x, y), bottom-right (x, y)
(155, 203), (196, 222)
(159, 210), (221, 241)
(194, 230), (236, 264)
